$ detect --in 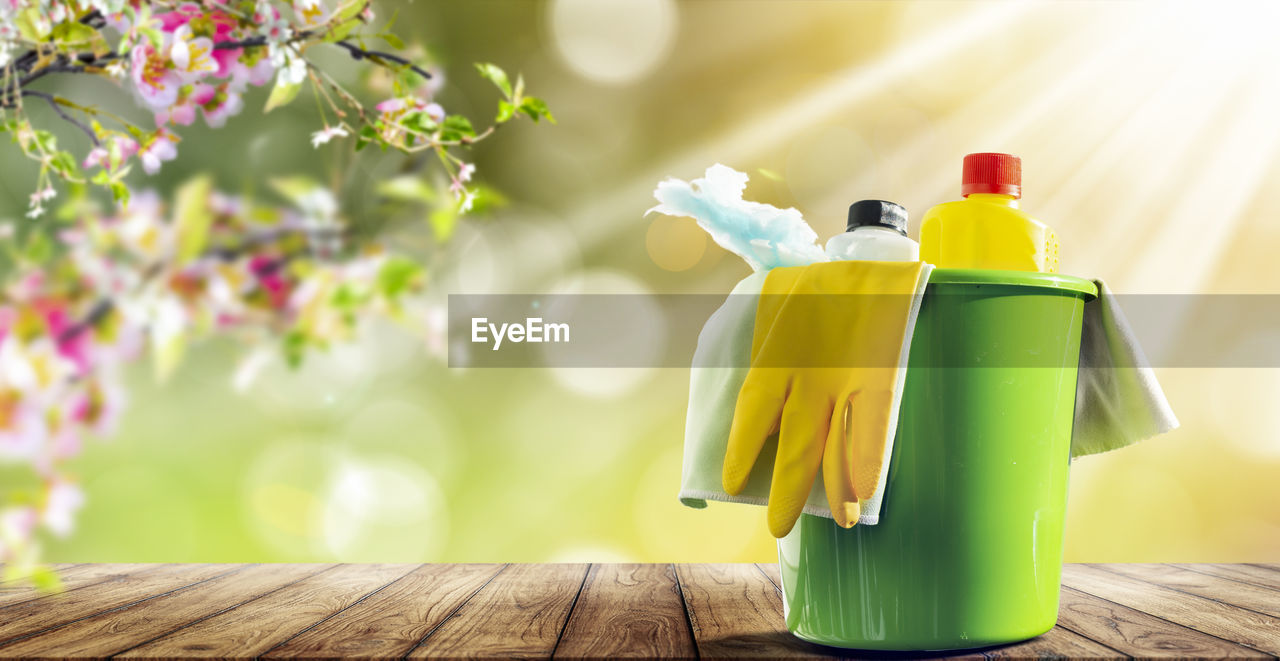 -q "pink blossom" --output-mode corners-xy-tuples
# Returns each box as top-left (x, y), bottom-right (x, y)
(169, 25), (217, 82)
(139, 131), (178, 175)
(199, 88), (245, 128)
(82, 146), (109, 169)
(42, 481), (84, 537)
(376, 98), (407, 114)
(130, 42), (181, 110)
(249, 256), (292, 309)
(39, 304), (93, 375)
